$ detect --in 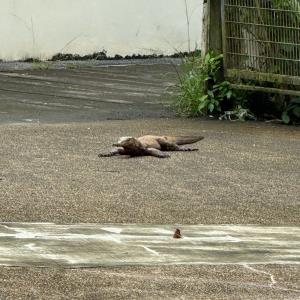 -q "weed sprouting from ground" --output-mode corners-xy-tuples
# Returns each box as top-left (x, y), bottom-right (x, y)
(282, 97), (300, 124)
(175, 51), (242, 118)
(175, 52), (300, 124)
(32, 62), (49, 70)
